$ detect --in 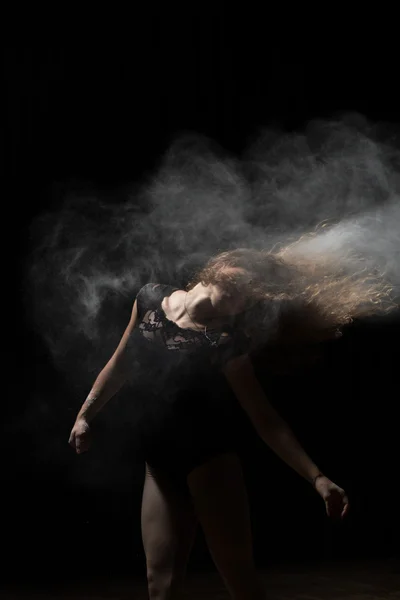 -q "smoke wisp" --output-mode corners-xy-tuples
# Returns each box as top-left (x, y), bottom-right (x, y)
(26, 114), (400, 380)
